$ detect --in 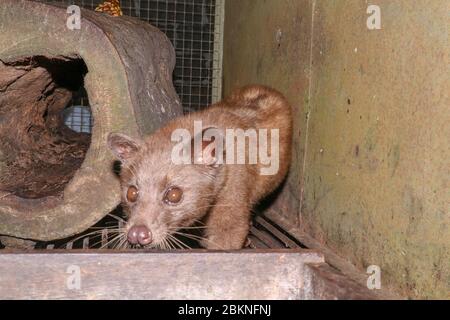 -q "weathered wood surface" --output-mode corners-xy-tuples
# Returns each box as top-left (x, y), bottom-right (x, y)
(0, 56), (90, 199)
(0, 0), (182, 242)
(0, 250), (326, 300)
(0, 249), (380, 300)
